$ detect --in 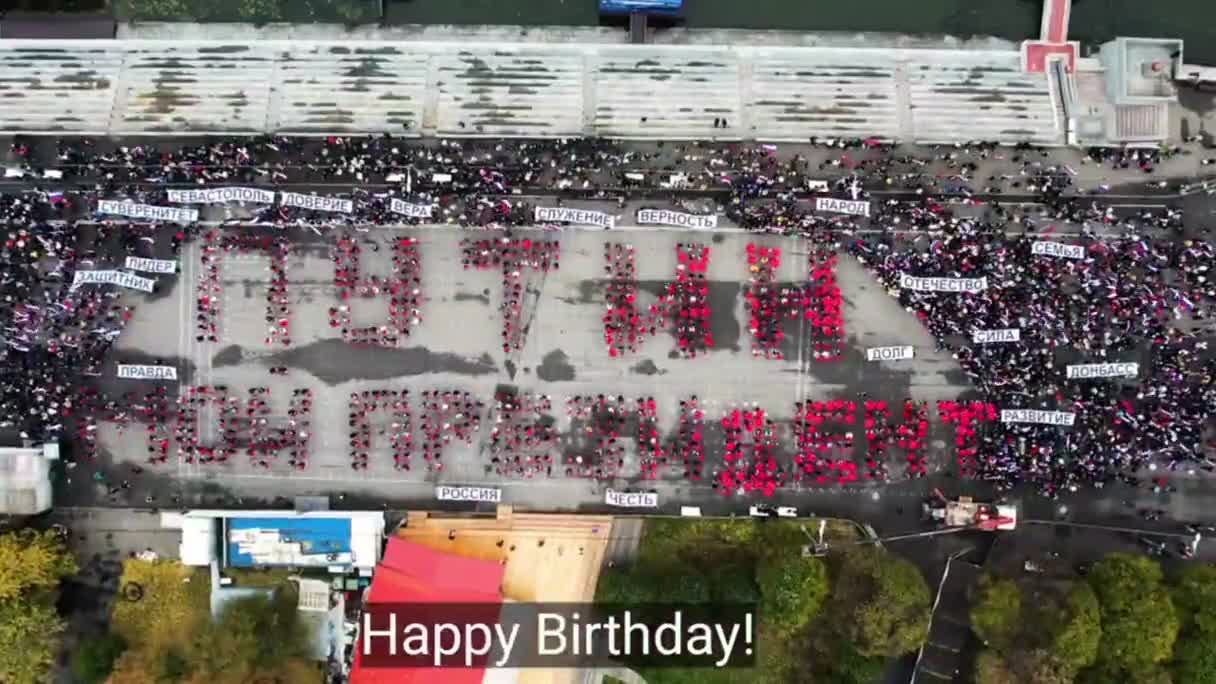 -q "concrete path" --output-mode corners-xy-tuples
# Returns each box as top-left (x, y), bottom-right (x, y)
(603, 517), (644, 567)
